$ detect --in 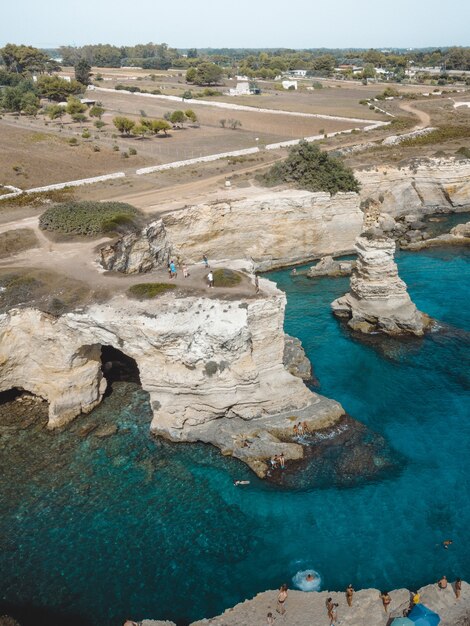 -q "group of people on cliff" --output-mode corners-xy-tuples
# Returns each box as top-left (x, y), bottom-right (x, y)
(270, 575), (463, 625)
